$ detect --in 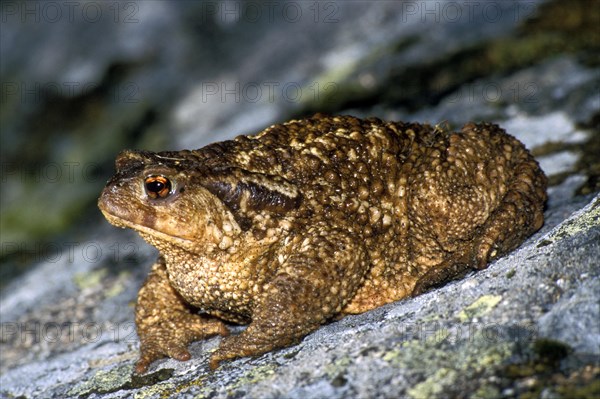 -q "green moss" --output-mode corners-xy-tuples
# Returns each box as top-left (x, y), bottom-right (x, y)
(472, 384), (502, 399)
(105, 271), (131, 298)
(152, 376), (207, 399)
(227, 364), (277, 394)
(408, 367), (457, 398)
(73, 269), (108, 290)
(381, 347), (404, 365)
(457, 295), (503, 322)
(127, 368), (175, 389)
(324, 355), (353, 381)
(133, 381), (176, 399)
(541, 196), (599, 245)
(379, 328), (515, 398)
(556, 378), (600, 399)
(380, 321), (595, 398)
(67, 365), (136, 397)
(66, 364), (178, 399)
